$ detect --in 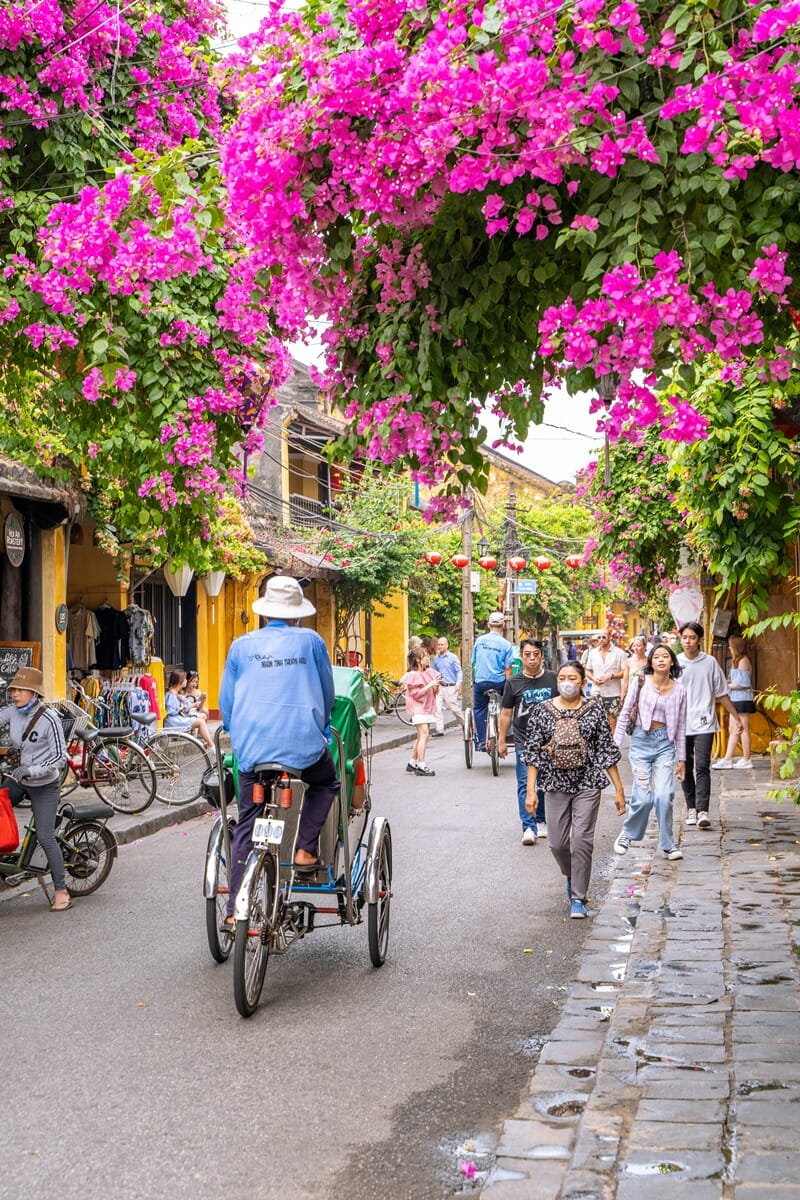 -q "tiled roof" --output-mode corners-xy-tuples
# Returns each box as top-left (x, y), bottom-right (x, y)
(246, 508), (341, 581)
(0, 454), (85, 515)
